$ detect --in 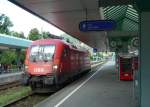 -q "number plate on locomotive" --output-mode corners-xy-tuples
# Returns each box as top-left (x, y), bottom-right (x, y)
(34, 68), (44, 72)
